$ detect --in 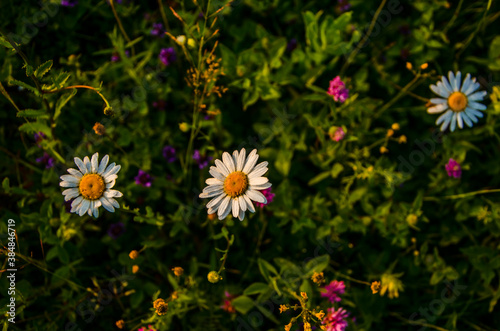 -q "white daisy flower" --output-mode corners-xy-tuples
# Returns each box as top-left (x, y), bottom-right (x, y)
(59, 152), (123, 217)
(199, 148), (272, 221)
(427, 71), (487, 132)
